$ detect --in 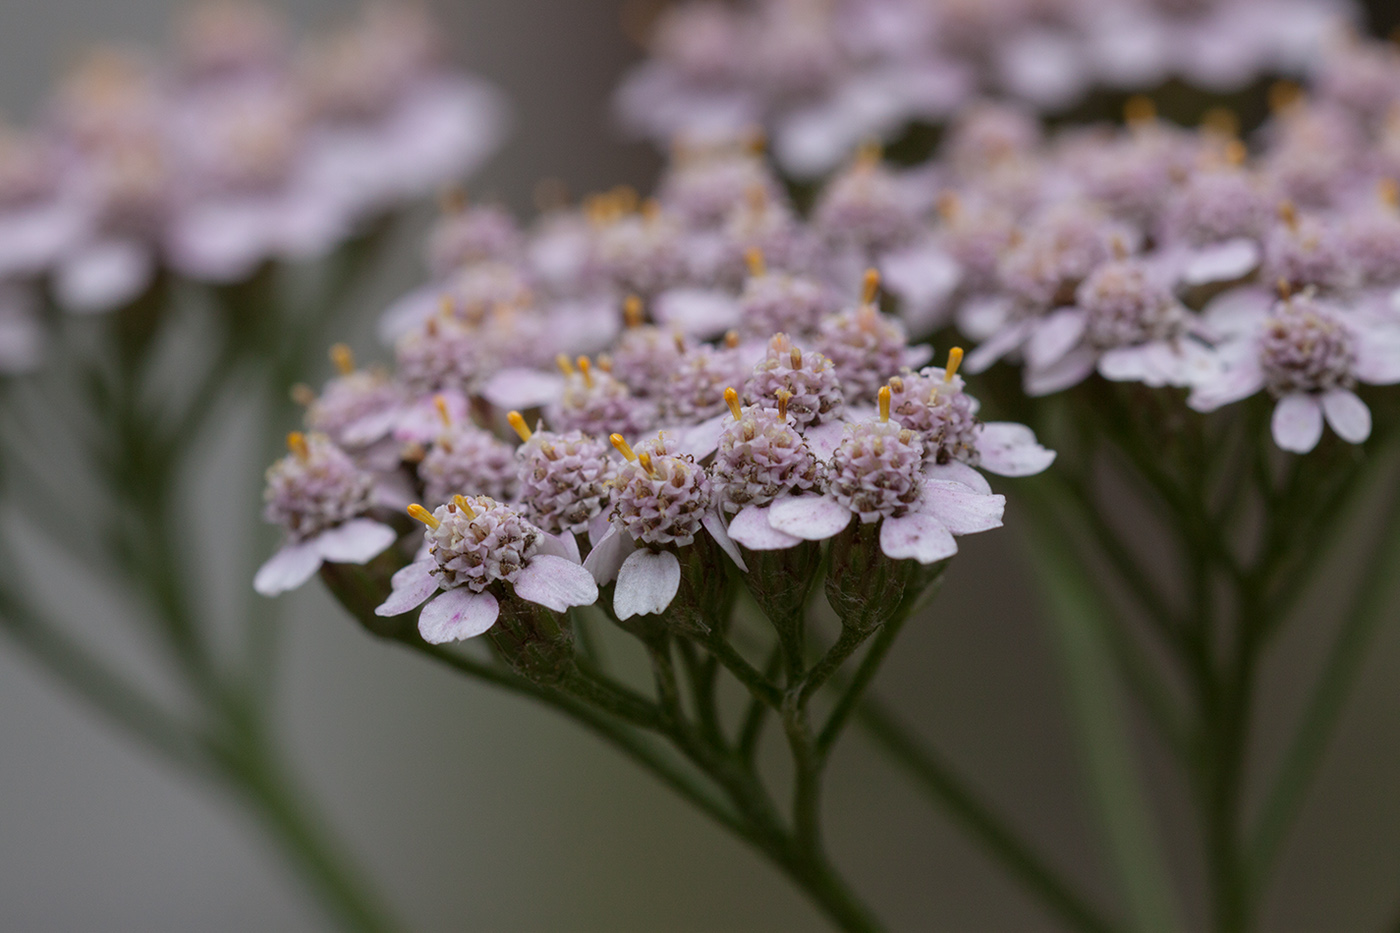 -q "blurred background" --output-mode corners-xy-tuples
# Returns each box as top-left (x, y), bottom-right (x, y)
(1, 1), (1399, 930)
